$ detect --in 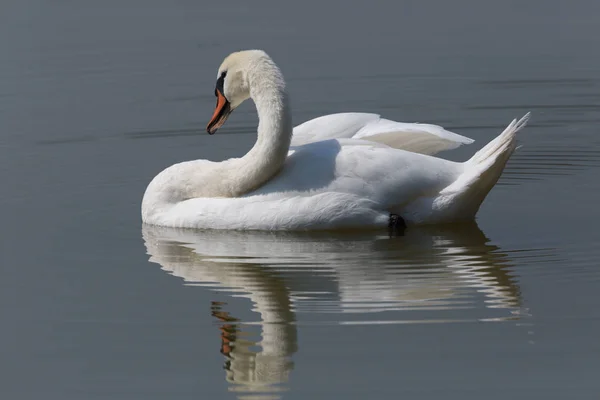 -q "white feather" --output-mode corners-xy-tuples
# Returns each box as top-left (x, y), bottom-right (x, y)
(292, 112), (474, 155)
